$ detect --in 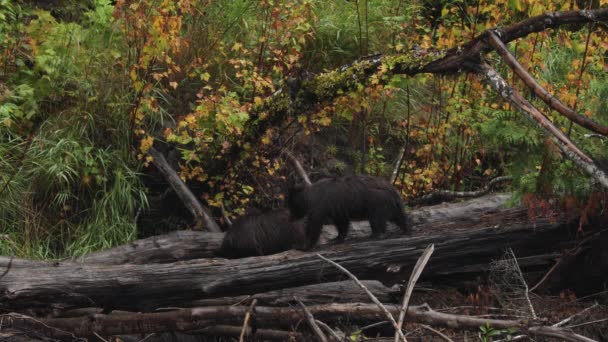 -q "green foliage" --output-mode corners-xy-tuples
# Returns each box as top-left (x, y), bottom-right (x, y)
(478, 323), (517, 341)
(0, 1), (146, 258)
(2, 0), (607, 259)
